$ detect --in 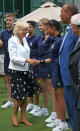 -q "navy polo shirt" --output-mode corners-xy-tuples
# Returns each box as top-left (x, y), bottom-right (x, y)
(26, 34), (39, 59)
(1, 29), (13, 74)
(38, 34), (55, 59)
(50, 35), (63, 62)
(1, 29), (13, 56)
(0, 30), (4, 55)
